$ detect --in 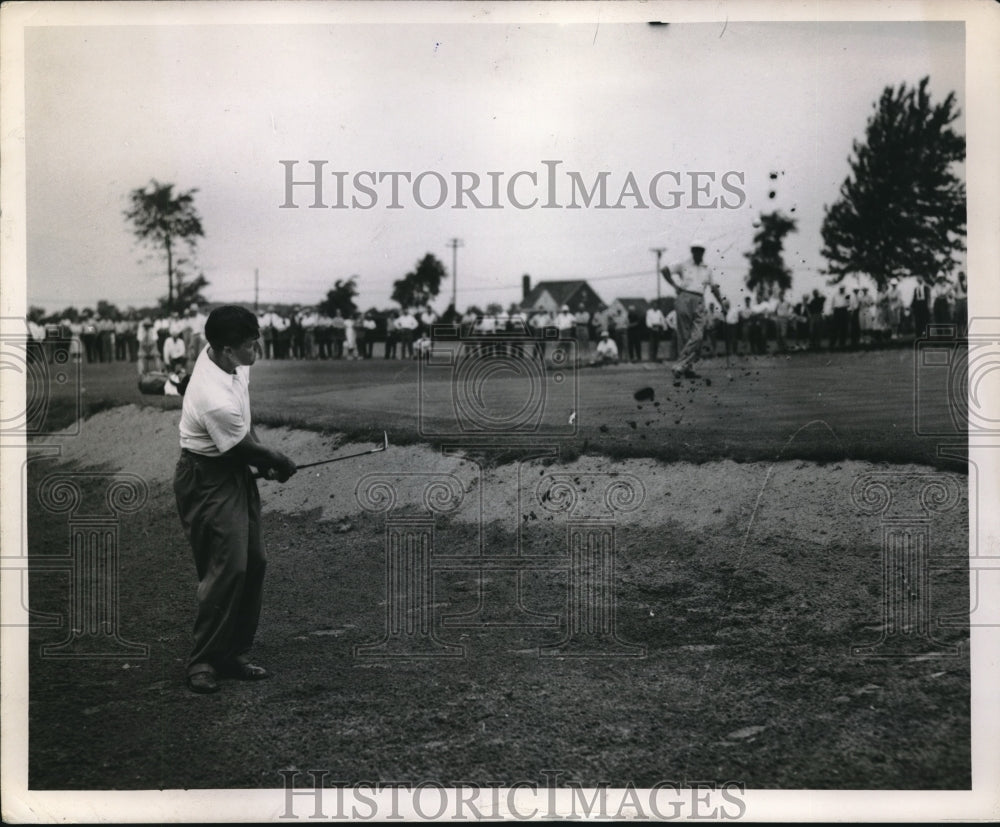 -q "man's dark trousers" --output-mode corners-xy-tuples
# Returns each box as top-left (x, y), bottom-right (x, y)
(174, 451), (265, 675)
